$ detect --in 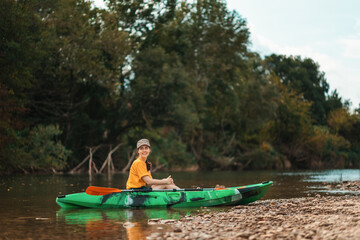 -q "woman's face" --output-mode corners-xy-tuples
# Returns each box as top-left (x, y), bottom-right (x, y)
(138, 145), (151, 159)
